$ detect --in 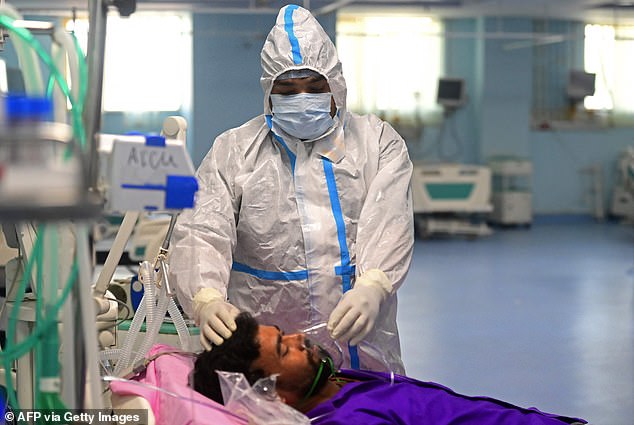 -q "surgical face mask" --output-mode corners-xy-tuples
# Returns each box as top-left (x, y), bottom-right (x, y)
(270, 93), (334, 141)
